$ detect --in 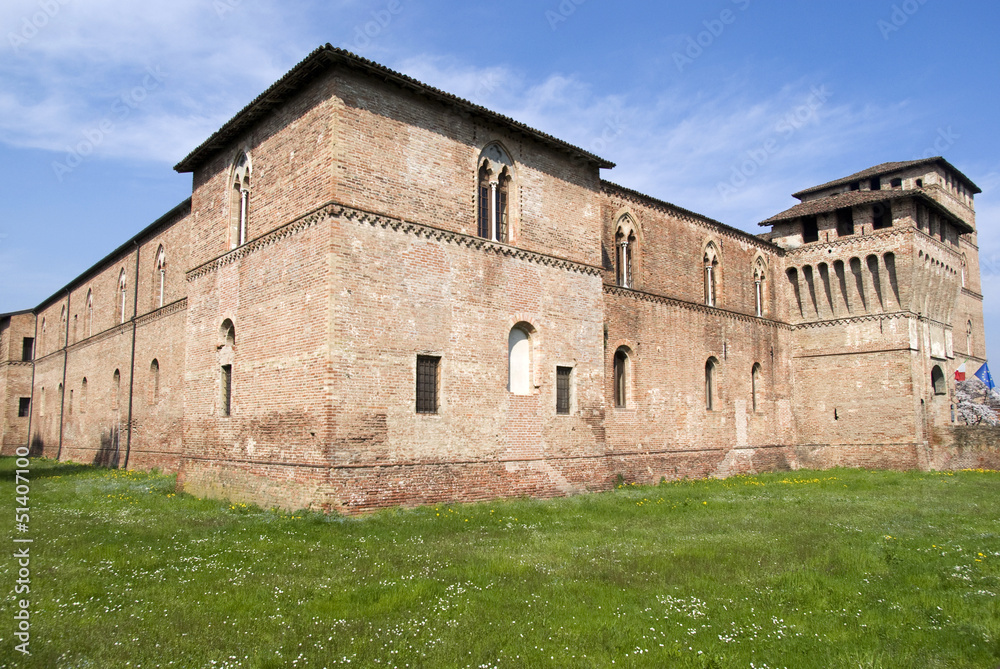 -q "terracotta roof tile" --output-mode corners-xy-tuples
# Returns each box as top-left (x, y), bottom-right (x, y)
(175, 45), (614, 173)
(792, 157), (980, 199)
(760, 189), (973, 233)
